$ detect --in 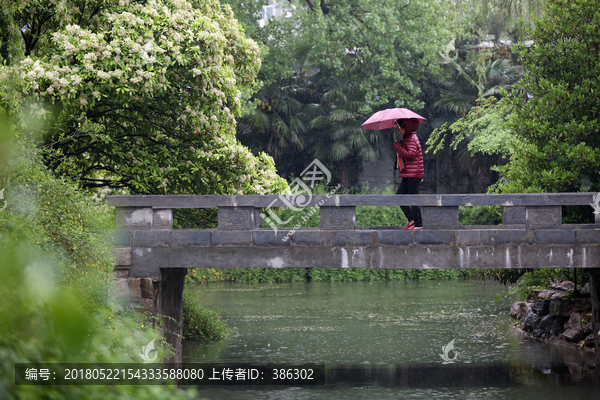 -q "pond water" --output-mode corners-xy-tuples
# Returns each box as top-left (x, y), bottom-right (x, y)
(183, 279), (598, 399)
